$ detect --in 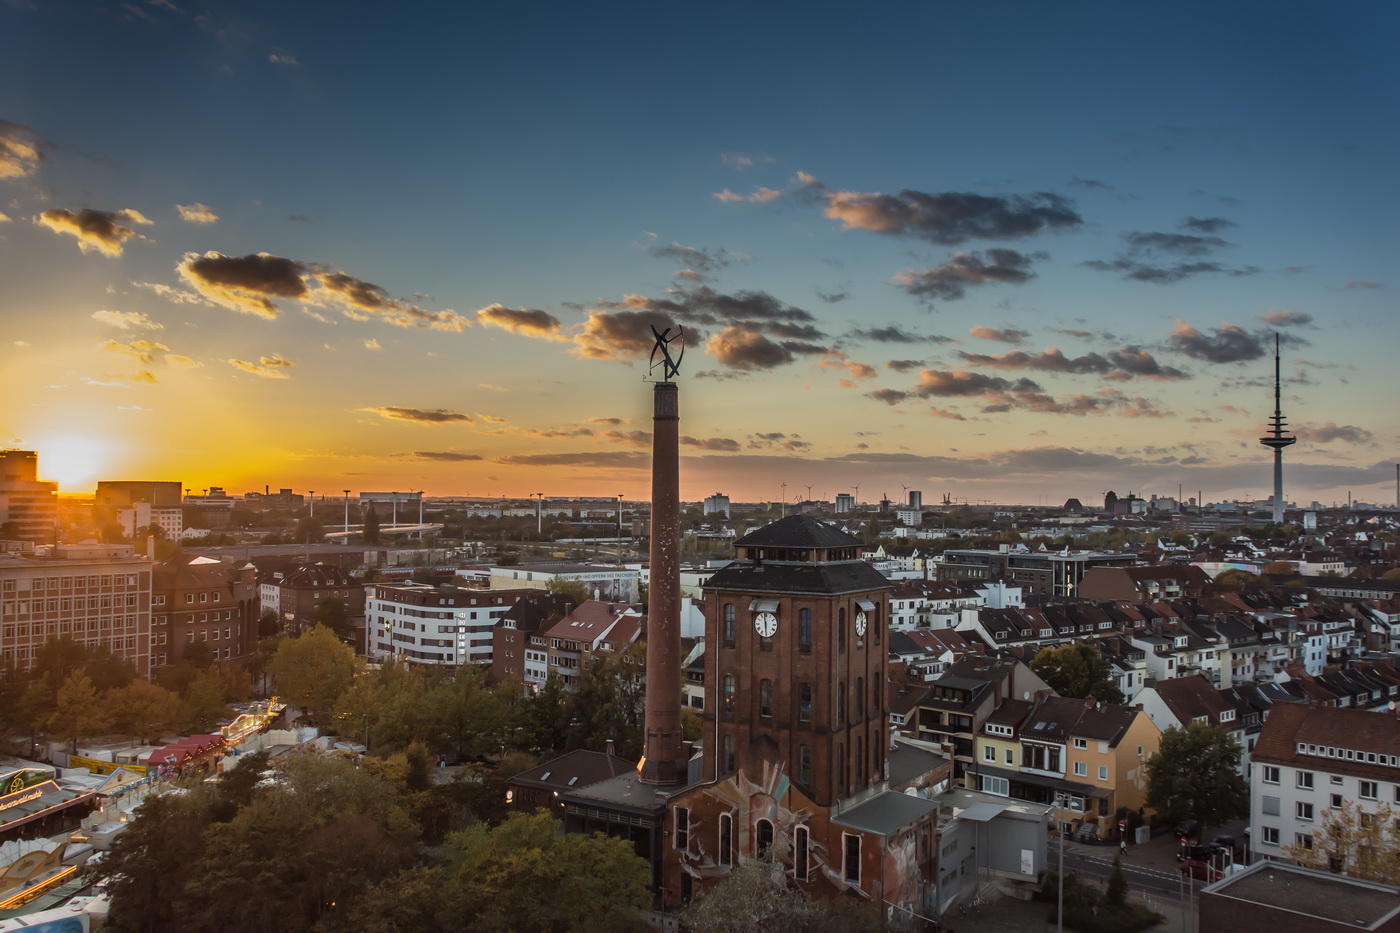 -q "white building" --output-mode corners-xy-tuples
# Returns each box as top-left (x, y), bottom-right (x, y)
(702, 492), (730, 516)
(366, 584), (522, 666)
(117, 502), (184, 540)
(488, 562), (639, 603)
(1249, 702), (1400, 866)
